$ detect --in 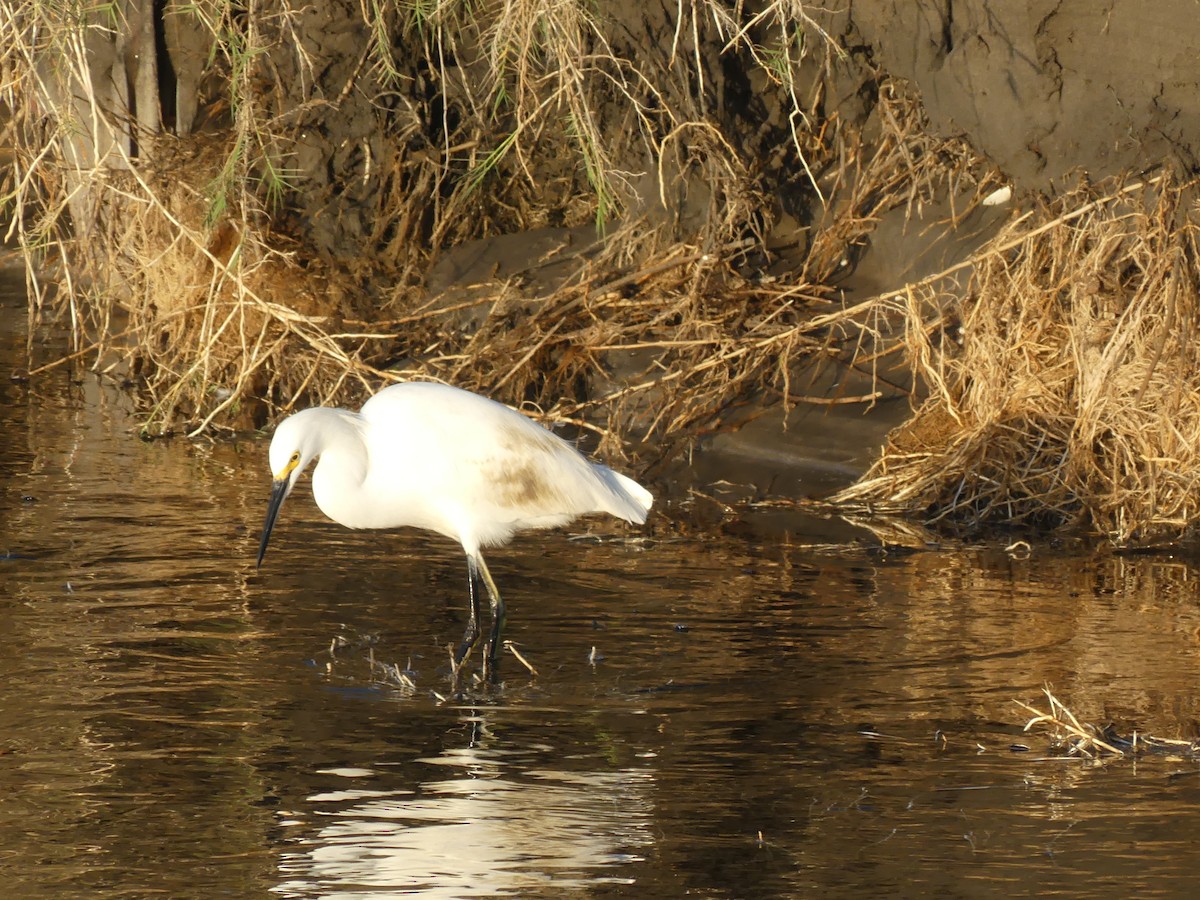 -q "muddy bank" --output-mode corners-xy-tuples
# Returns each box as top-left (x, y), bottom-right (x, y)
(842, 2), (1200, 190)
(678, 1), (1200, 518)
(6, 2), (1200, 537)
